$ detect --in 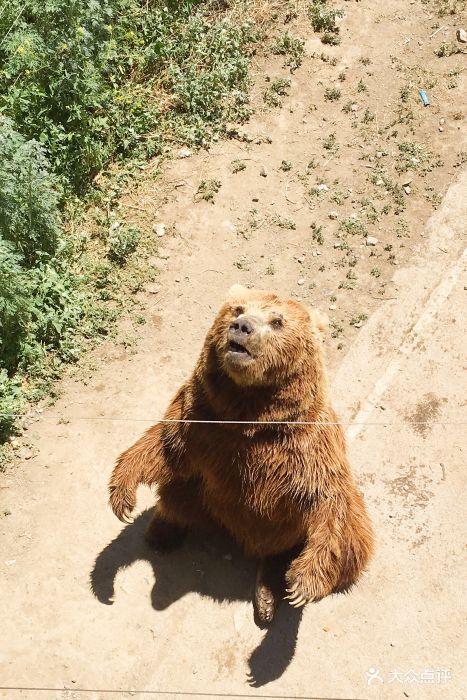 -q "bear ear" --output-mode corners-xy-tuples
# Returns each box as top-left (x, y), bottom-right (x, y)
(310, 309), (329, 335)
(226, 283), (249, 300)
